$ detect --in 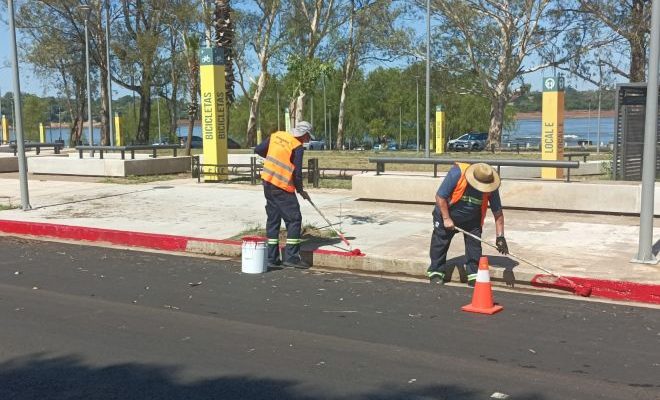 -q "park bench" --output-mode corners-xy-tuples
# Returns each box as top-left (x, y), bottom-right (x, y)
(368, 157), (581, 182)
(76, 144), (180, 160)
